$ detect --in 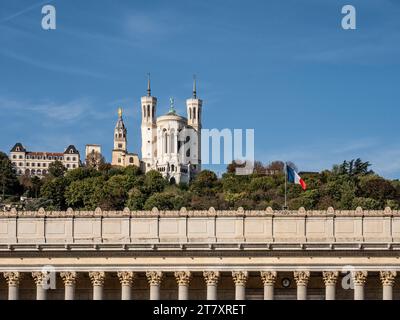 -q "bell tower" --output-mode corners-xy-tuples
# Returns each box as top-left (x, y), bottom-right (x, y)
(141, 73), (157, 170)
(186, 75), (202, 171)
